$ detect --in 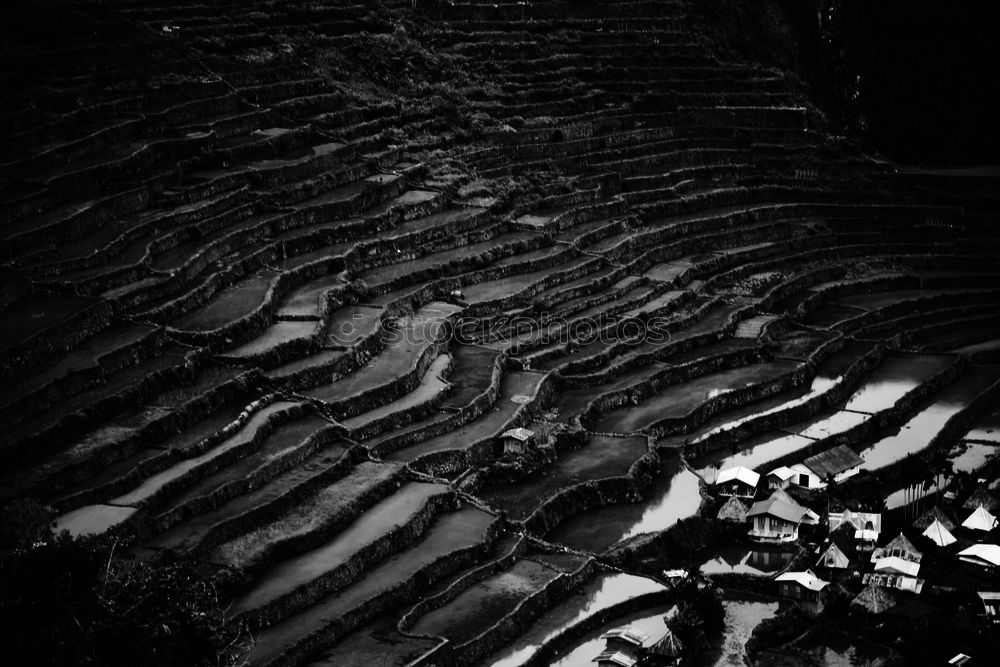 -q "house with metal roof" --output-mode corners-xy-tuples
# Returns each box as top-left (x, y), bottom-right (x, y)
(500, 427), (536, 454)
(747, 489), (819, 542)
(714, 466), (760, 498)
(788, 444), (864, 489)
(776, 570), (830, 613)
